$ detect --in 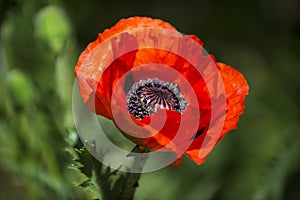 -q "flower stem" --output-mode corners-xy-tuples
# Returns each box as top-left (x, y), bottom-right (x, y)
(119, 147), (148, 200)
